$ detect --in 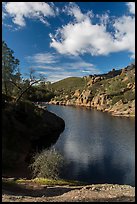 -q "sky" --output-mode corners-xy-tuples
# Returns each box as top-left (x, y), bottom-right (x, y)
(2, 2), (135, 83)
